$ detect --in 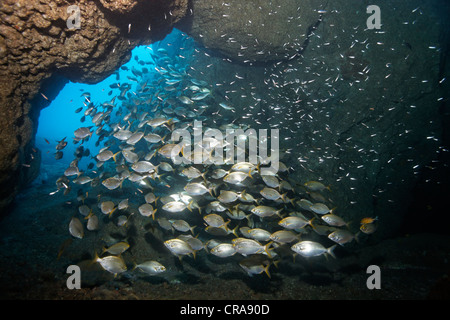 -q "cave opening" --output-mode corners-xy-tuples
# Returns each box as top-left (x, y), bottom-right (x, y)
(34, 28), (192, 185)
